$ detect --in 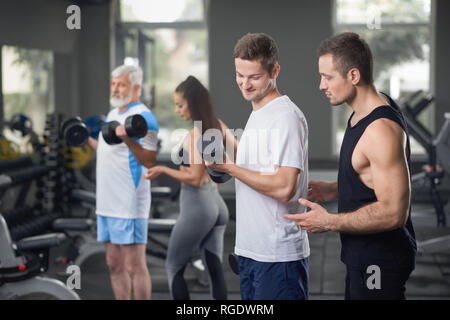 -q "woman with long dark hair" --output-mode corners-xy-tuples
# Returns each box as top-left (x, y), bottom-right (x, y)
(144, 75), (234, 300)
